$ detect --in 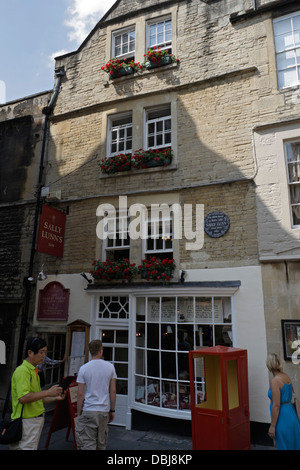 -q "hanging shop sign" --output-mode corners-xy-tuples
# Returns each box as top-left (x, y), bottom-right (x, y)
(204, 211), (230, 238)
(37, 281), (70, 321)
(37, 205), (66, 257)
